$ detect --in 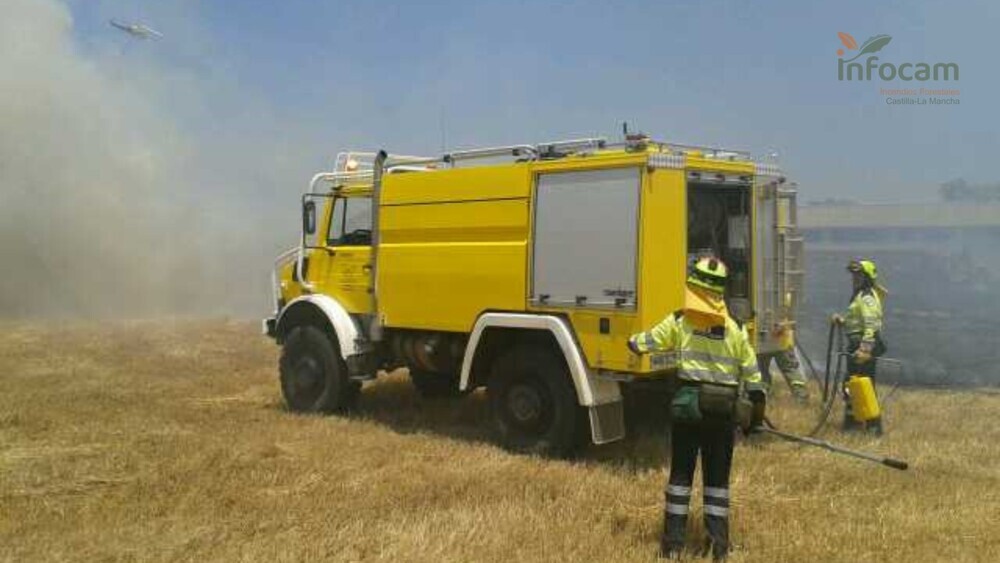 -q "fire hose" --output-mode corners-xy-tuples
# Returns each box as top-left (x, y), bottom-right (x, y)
(795, 320), (845, 436)
(761, 416), (909, 470)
